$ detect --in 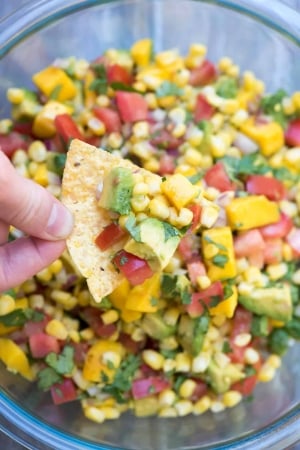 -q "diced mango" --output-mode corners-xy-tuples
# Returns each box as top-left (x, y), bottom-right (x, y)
(270, 319), (285, 328)
(226, 195), (280, 230)
(136, 66), (170, 90)
(32, 100), (73, 138)
(0, 338), (34, 380)
(202, 227), (237, 281)
(83, 340), (125, 382)
(33, 163), (48, 186)
(125, 273), (161, 313)
(131, 39), (153, 67)
(32, 66), (77, 101)
(240, 118), (284, 156)
(0, 298), (29, 336)
(109, 280), (142, 323)
(84, 69), (97, 109)
(155, 50), (184, 74)
(210, 285), (238, 318)
(161, 174), (198, 210)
